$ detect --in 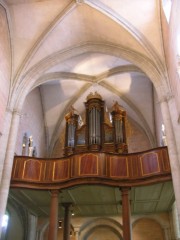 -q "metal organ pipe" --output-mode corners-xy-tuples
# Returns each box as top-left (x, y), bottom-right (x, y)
(115, 118), (123, 143)
(93, 108), (95, 144)
(89, 107), (101, 145)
